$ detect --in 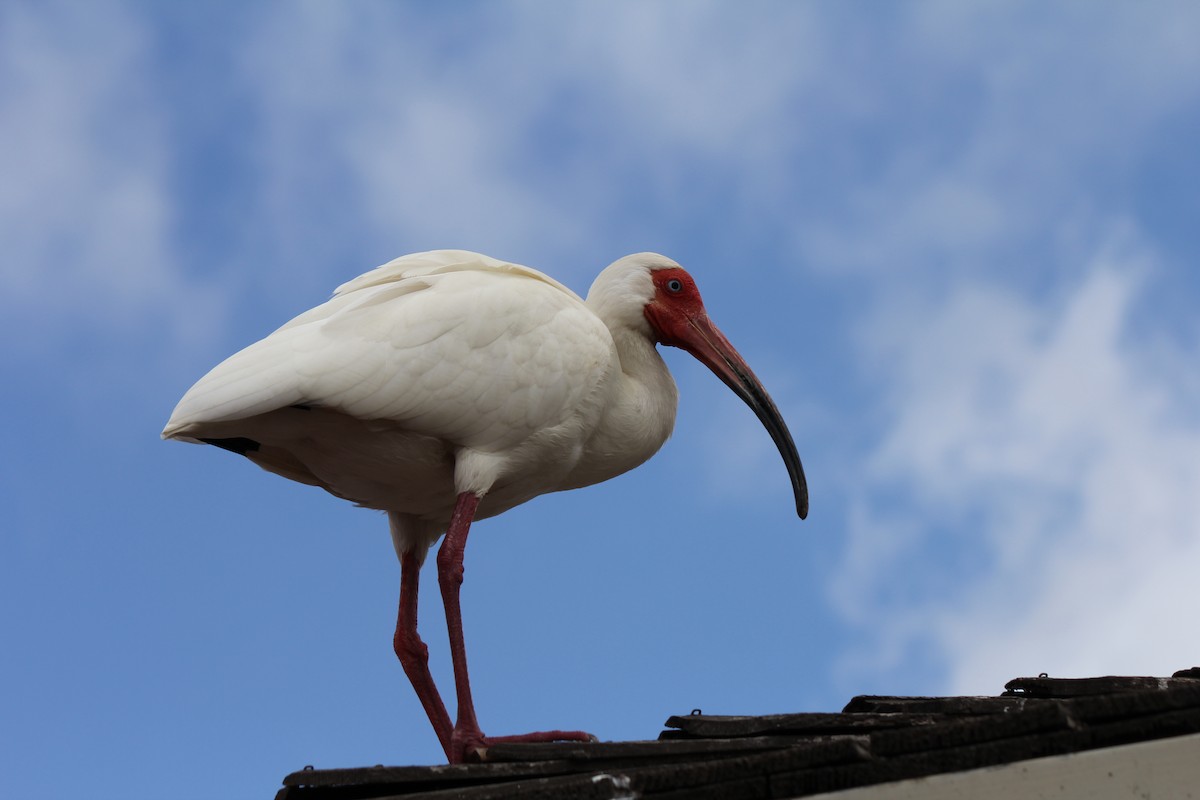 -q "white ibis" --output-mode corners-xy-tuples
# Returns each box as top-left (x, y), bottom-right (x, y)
(163, 249), (807, 763)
